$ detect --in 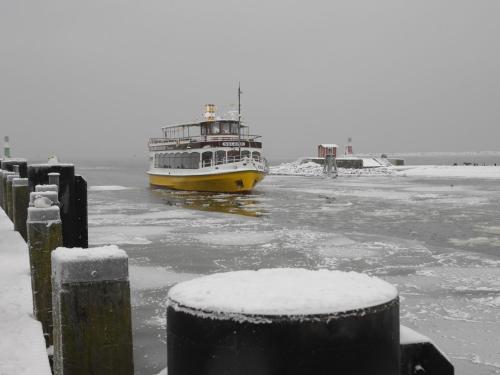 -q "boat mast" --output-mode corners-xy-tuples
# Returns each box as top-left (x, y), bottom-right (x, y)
(238, 83), (242, 158)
